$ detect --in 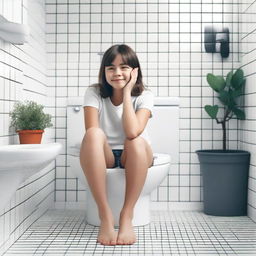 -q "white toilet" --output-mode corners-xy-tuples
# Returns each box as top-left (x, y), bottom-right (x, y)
(67, 96), (179, 227)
